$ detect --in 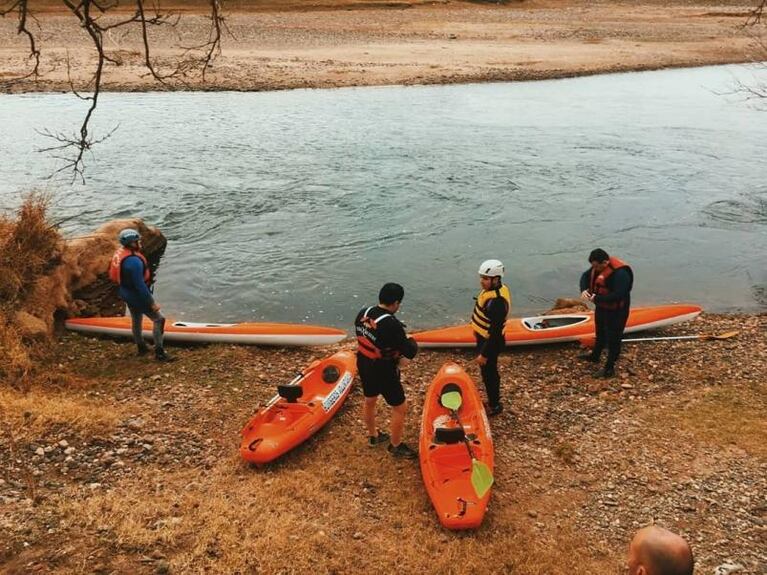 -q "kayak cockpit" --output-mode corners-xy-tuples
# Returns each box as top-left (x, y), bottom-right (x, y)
(521, 315), (590, 331)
